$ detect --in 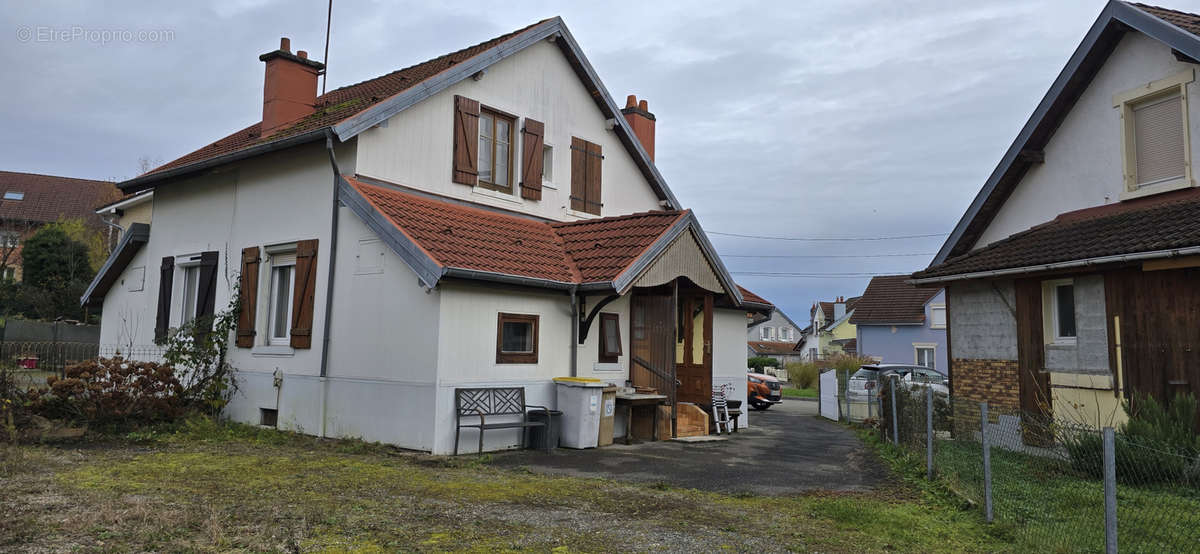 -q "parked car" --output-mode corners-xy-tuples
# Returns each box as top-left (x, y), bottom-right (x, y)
(747, 371), (783, 410)
(847, 364), (947, 399)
